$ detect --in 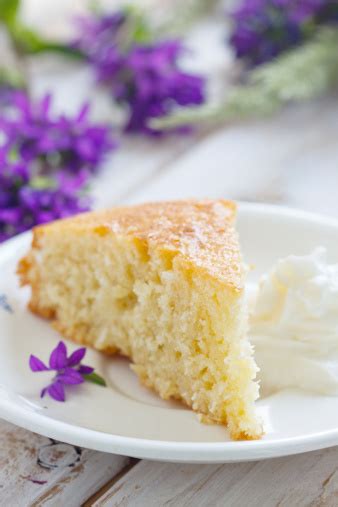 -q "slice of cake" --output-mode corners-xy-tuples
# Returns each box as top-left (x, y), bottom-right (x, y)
(18, 199), (262, 440)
